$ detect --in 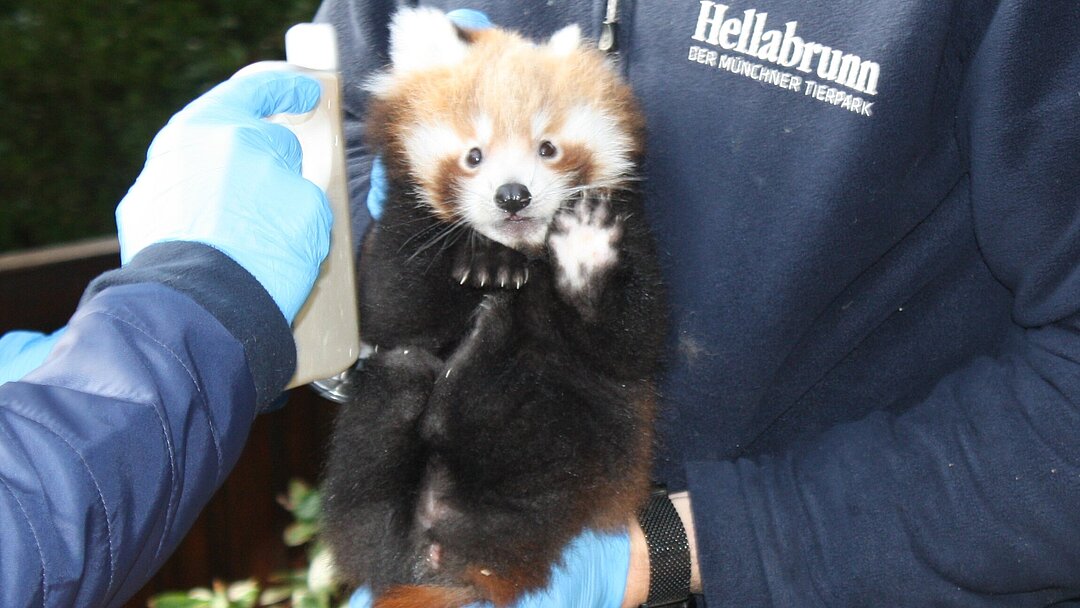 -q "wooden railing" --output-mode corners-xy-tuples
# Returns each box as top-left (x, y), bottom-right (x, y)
(0, 238), (338, 607)
(0, 237), (122, 333)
